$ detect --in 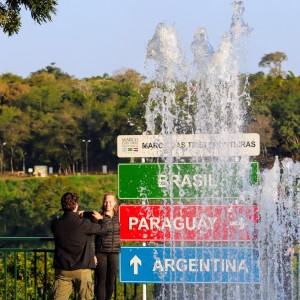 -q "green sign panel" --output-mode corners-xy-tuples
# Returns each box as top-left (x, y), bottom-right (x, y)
(118, 162), (258, 199)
